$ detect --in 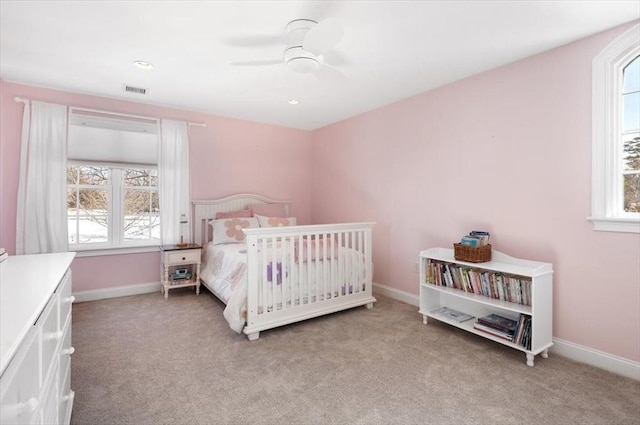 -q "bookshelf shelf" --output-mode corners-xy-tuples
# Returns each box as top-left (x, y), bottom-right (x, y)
(419, 247), (553, 366)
